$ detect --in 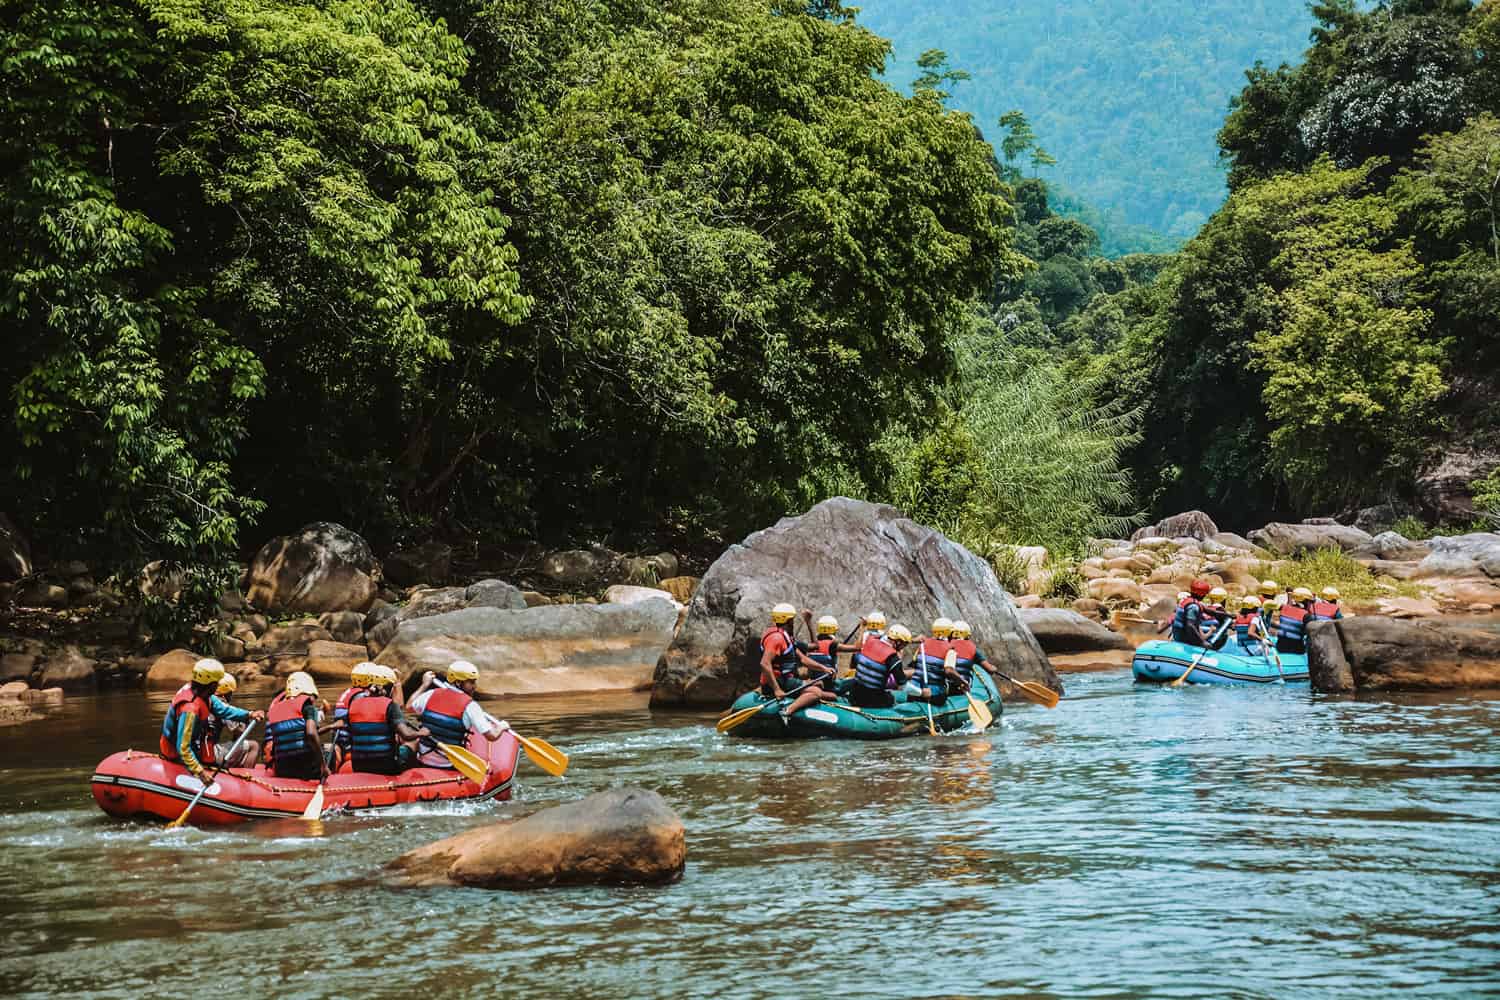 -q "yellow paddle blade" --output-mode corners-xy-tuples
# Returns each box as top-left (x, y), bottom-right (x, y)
(437, 742), (490, 784)
(1013, 679), (1061, 709)
(966, 694), (994, 731)
(516, 733), (569, 777)
(300, 783), (325, 820)
(165, 807), (192, 830)
(716, 701), (772, 734)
